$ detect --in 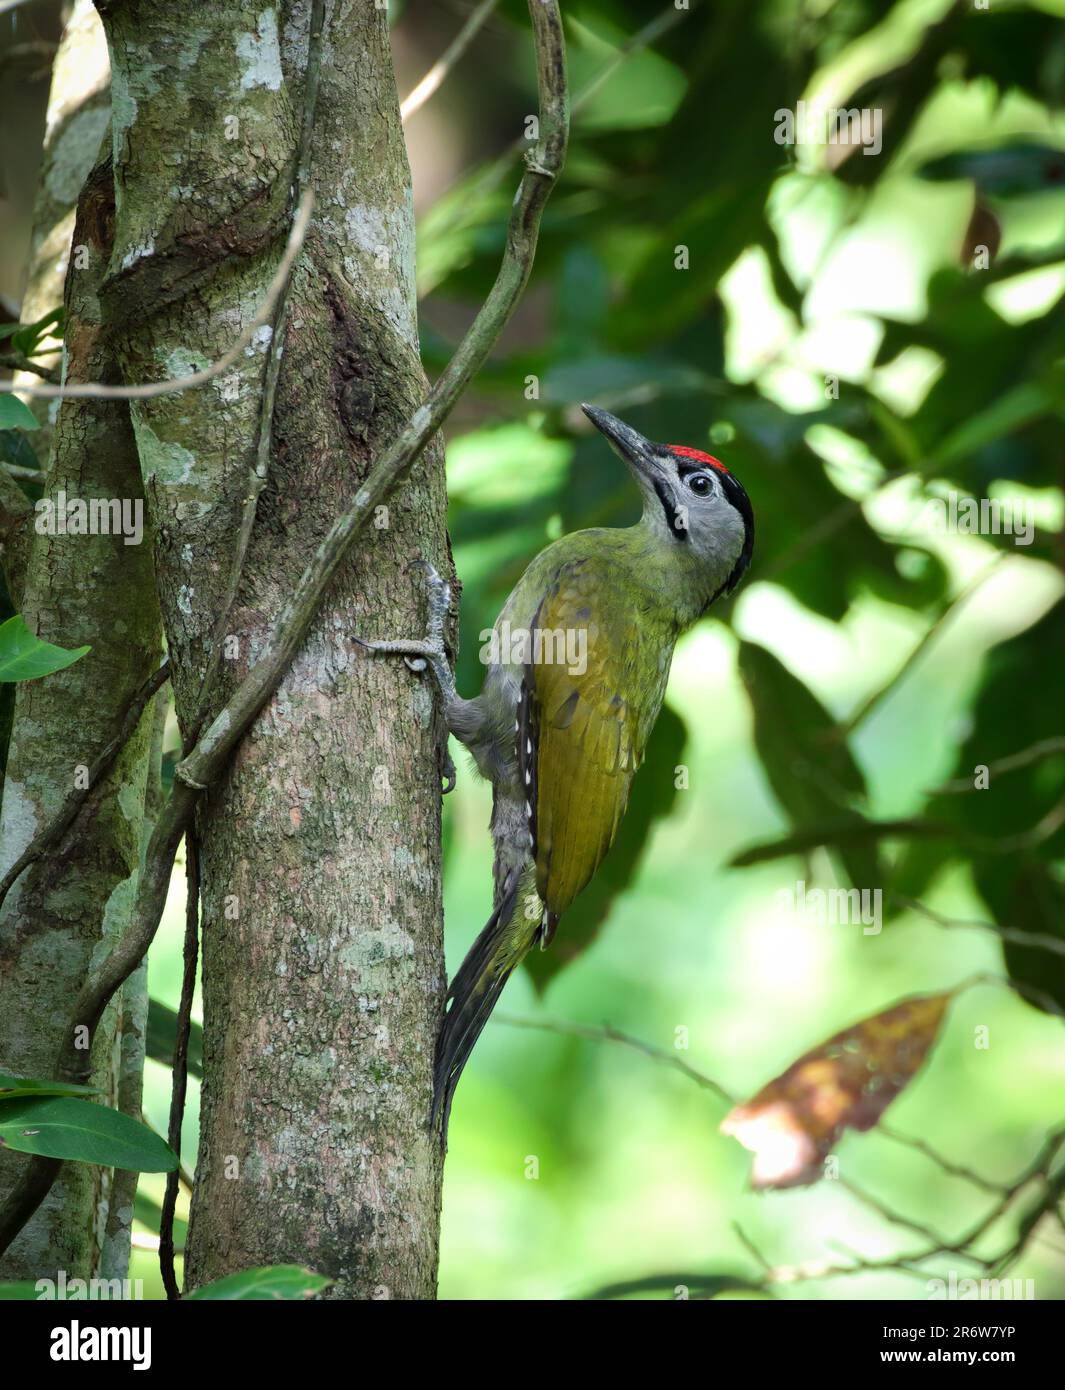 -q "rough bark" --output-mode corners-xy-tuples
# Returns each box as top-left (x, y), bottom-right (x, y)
(95, 0), (447, 1298)
(0, 7), (162, 1278)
